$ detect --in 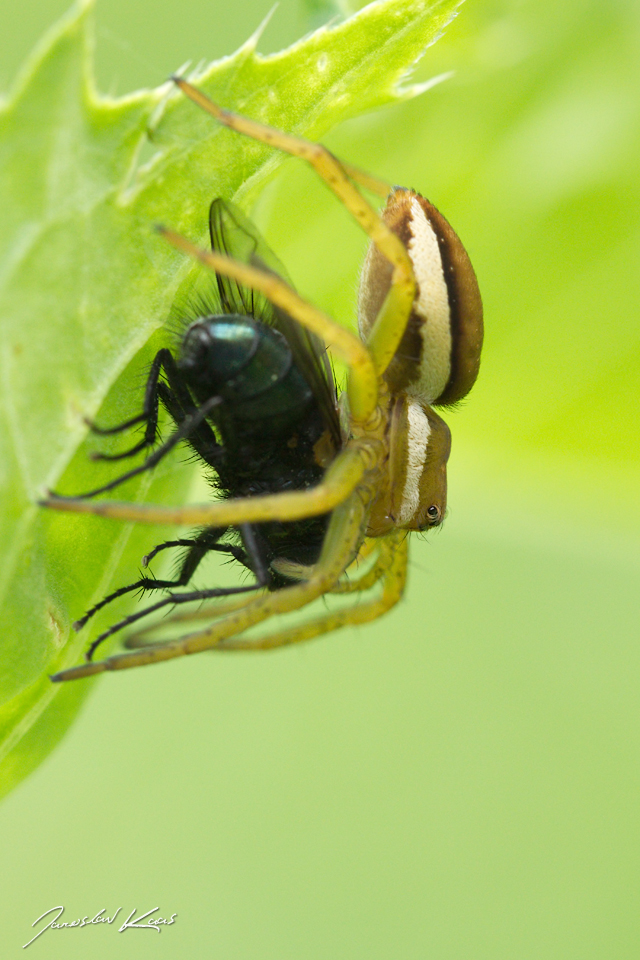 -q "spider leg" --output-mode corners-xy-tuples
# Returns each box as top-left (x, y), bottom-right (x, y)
(124, 537), (386, 647)
(80, 521), (272, 660)
(184, 531), (408, 652)
(157, 227), (378, 424)
(40, 436), (374, 528)
(50, 483), (371, 680)
(129, 535), (403, 654)
(336, 162), (392, 200)
(96, 529), (272, 654)
(122, 589), (269, 647)
(173, 77), (416, 378)
(330, 536), (397, 595)
(270, 534), (380, 587)
(85, 581), (263, 662)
